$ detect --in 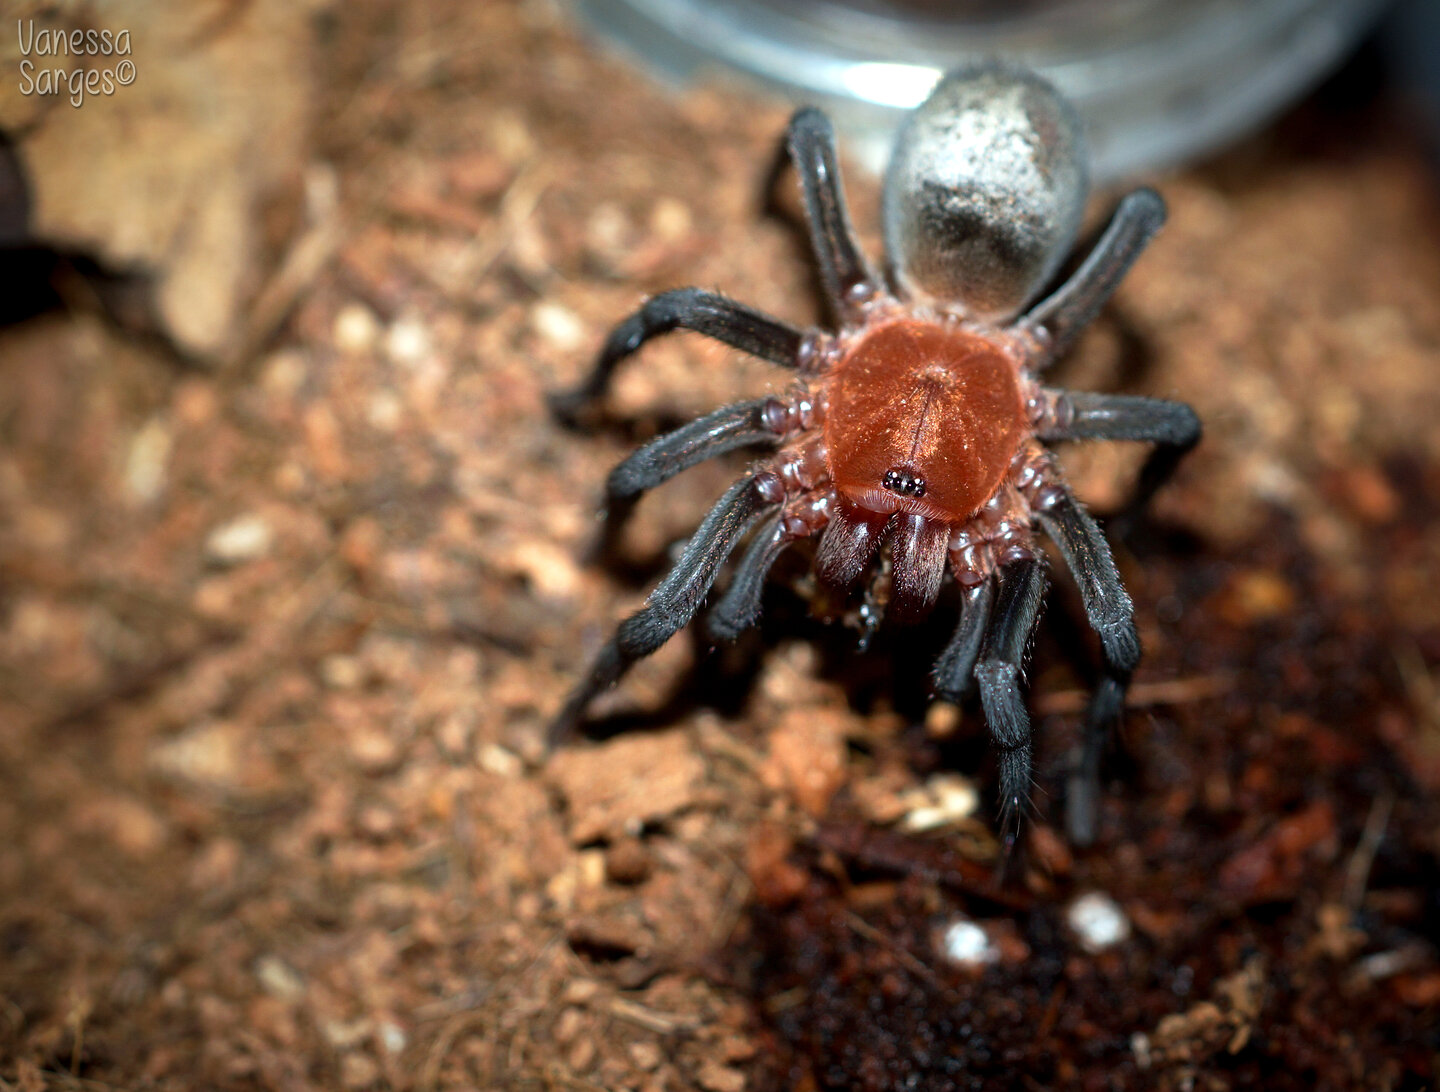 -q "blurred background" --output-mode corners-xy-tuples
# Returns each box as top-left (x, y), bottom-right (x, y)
(1, 1), (1439, 1089)
(576, 0), (1391, 178)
